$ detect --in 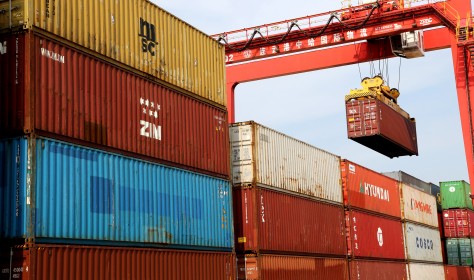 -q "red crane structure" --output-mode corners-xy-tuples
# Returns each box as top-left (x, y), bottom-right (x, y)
(213, 0), (474, 184)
